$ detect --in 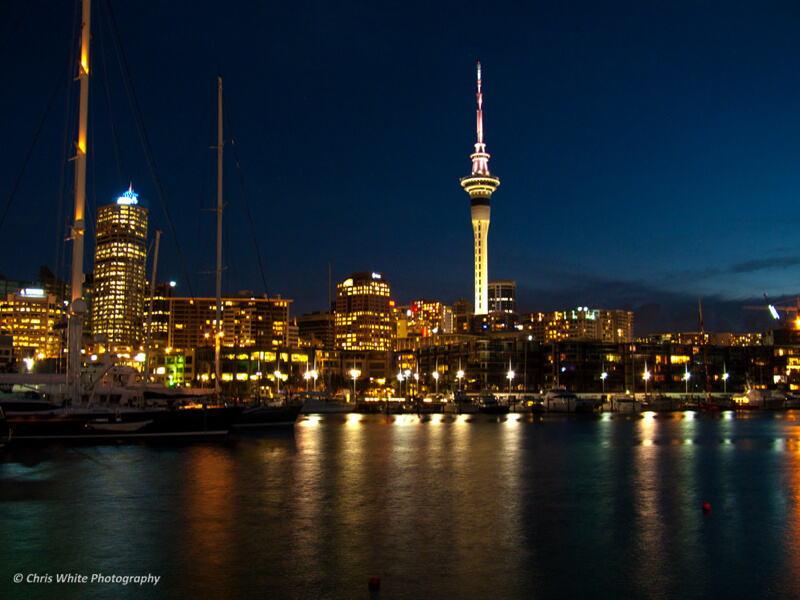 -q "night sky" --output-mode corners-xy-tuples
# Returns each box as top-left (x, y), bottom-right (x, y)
(3, 0), (800, 335)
